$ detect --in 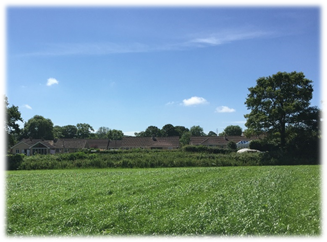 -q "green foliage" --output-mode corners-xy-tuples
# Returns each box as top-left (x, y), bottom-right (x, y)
(7, 154), (24, 170)
(180, 131), (191, 146)
(6, 166), (320, 236)
(22, 115), (54, 140)
(5, 96), (23, 147)
(107, 129), (124, 140)
(224, 125), (242, 136)
(227, 141), (237, 150)
(76, 123), (94, 139)
(161, 124), (179, 137)
(62, 125), (78, 138)
(244, 71), (314, 149)
(190, 125), (206, 136)
(207, 131), (217, 136)
(183, 145), (232, 154)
